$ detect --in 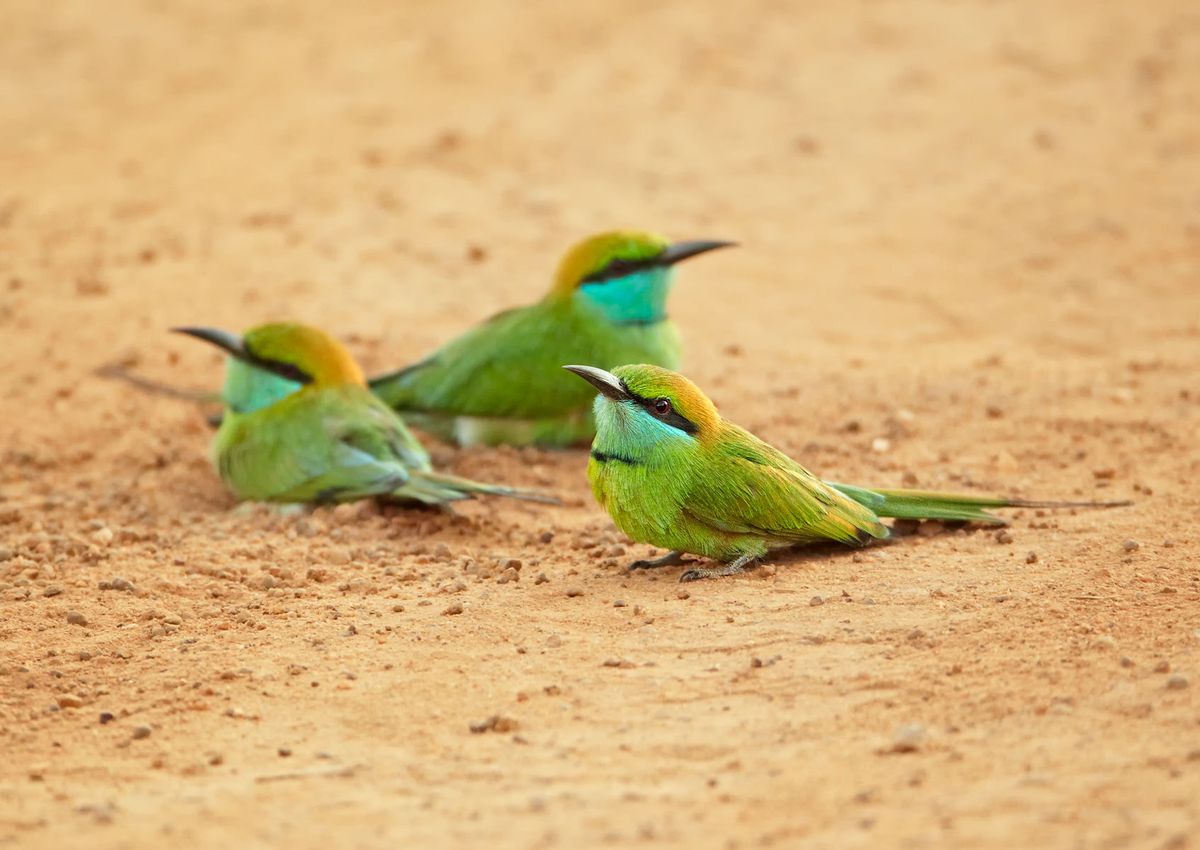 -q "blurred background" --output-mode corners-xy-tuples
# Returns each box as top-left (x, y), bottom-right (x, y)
(3, 0), (1197, 402)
